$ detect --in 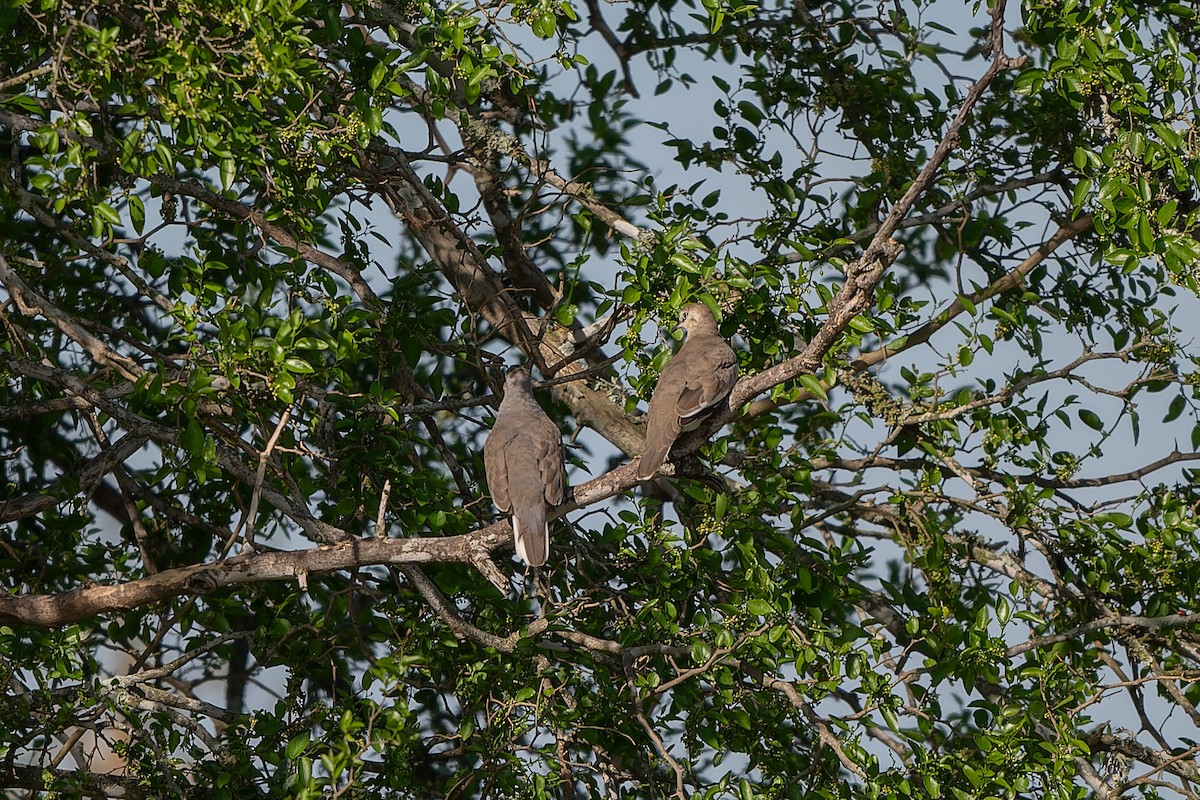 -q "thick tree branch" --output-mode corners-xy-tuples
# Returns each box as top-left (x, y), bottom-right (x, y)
(364, 148), (649, 455)
(0, 455), (646, 627)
